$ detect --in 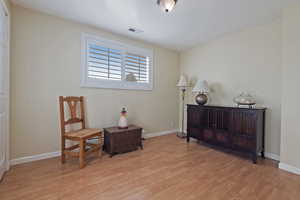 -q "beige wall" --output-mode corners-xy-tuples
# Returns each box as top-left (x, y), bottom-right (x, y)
(10, 2), (300, 171)
(10, 6), (179, 159)
(179, 21), (282, 156)
(4, 0), (10, 11)
(280, 4), (300, 169)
